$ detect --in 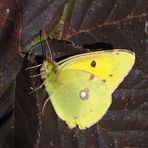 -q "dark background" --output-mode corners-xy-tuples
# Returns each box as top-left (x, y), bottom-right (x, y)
(0, 0), (148, 148)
